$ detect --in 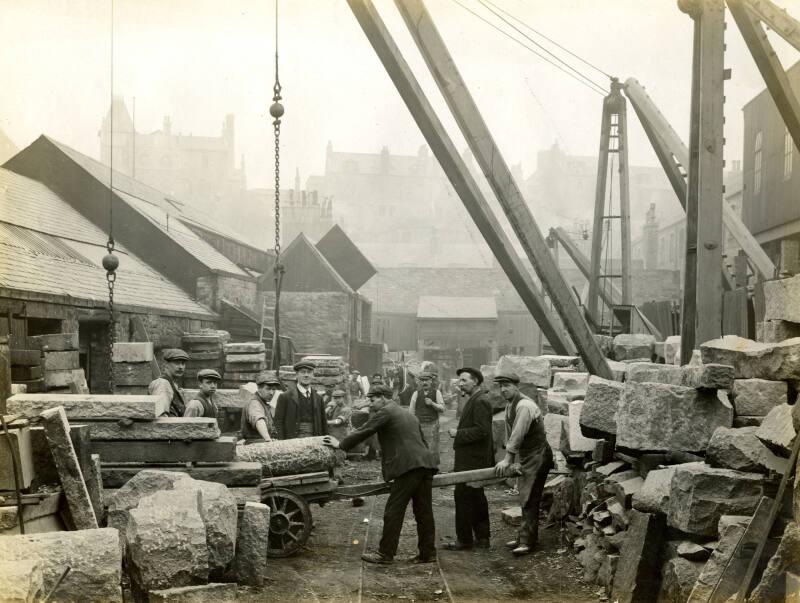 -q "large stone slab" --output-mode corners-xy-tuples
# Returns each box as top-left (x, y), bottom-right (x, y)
(191, 480), (238, 576)
(667, 463), (764, 537)
(613, 334), (656, 362)
(88, 418), (221, 441)
(107, 469), (194, 534)
(233, 501), (270, 586)
(0, 528), (122, 602)
(0, 559), (43, 603)
(537, 354), (581, 369)
(700, 335), (800, 380)
(149, 583), (237, 603)
(112, 342), (154, 363)
(616, 382), (733, 452)
(748, 521), (800, 603)
(91, 436), (237, 463)
(731, 378), (787, 416)
(611, 510), (665, 603)
(7, 394), (157, 420)
(552, 371), (589, 392)
(580, 376), (624, 438)
(627, 363), (734, 390)
(42, 351), (79, 371)
(127, 488), (208, 591)
(495, 355), (551, 388)
(27, 333), (78, 351)
(568, 400), (598, 452)
(180, 388), (246, 409)
(756, 403), (797, 457)
(757, 319), (800, 343)
(40, 406), (98, 530)
(544, 414), (569, 453)
(706, 426), (788, 474)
